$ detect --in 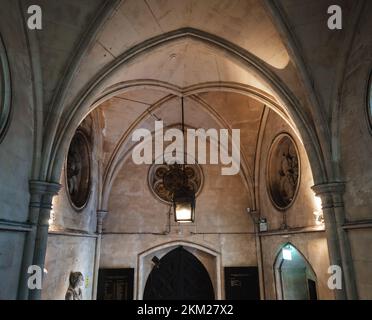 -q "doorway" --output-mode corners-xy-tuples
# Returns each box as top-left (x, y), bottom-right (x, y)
(97, 268), (134, 300)
(143, 246), (215, 300)
(274, 243), (318, 300)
